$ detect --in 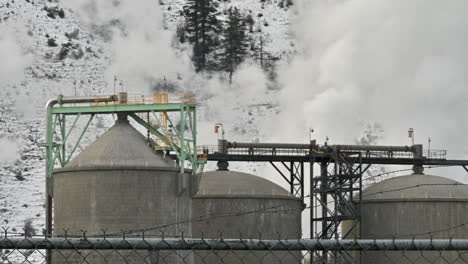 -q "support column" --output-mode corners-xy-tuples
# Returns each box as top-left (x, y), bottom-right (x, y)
(309, 158), (314, 239)
(320, 161), (328, 264)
